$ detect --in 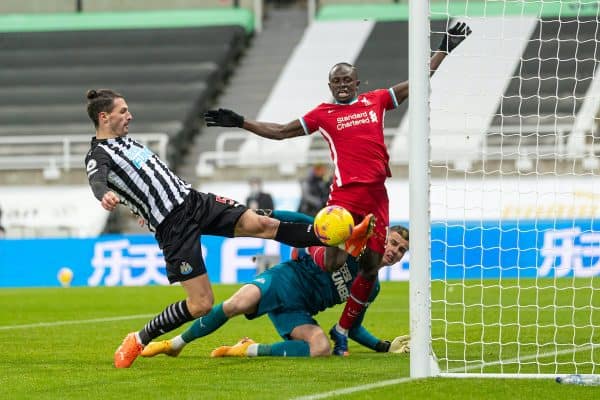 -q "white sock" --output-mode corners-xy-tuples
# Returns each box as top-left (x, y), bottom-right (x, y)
(246, 343), (259, 357)
(335, 323), (349, 336)
(171, 335), (186, 350)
